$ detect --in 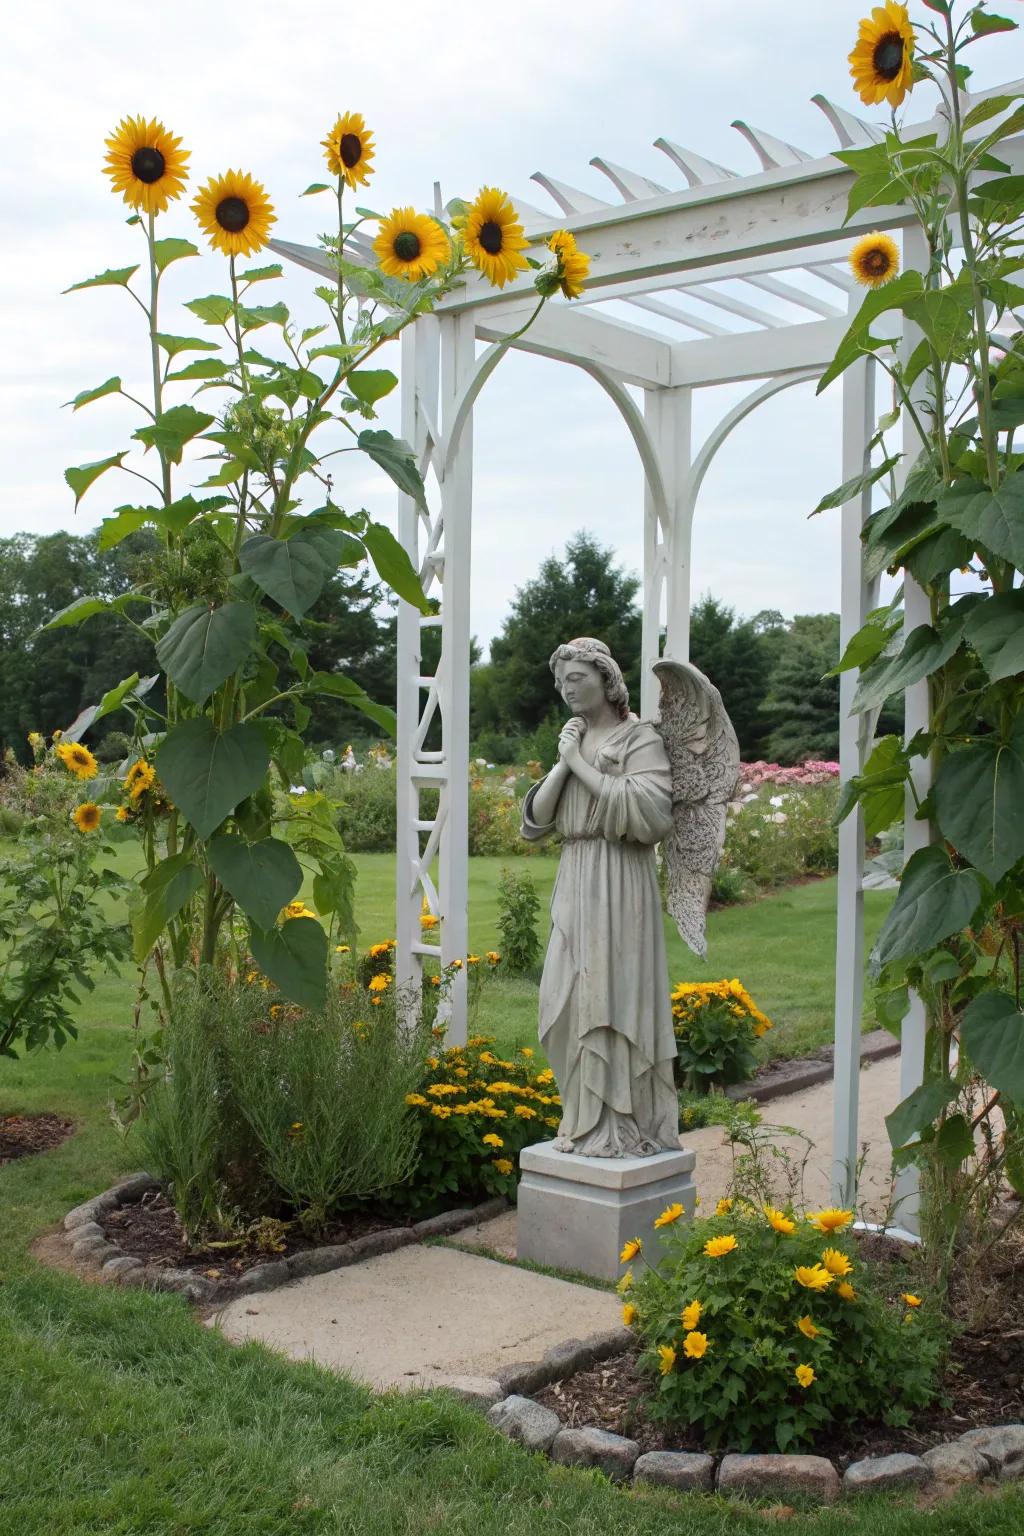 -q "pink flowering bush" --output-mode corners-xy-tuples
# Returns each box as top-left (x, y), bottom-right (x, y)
(740, 761), (840, 790)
